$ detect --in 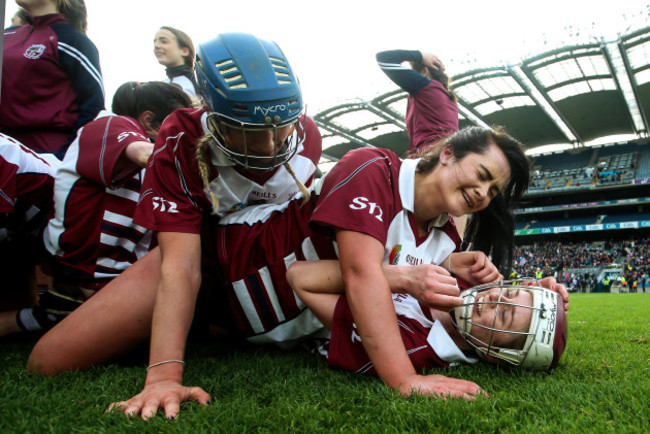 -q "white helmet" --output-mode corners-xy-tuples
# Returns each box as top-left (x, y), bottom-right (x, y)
(452, 278), (568, 370)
